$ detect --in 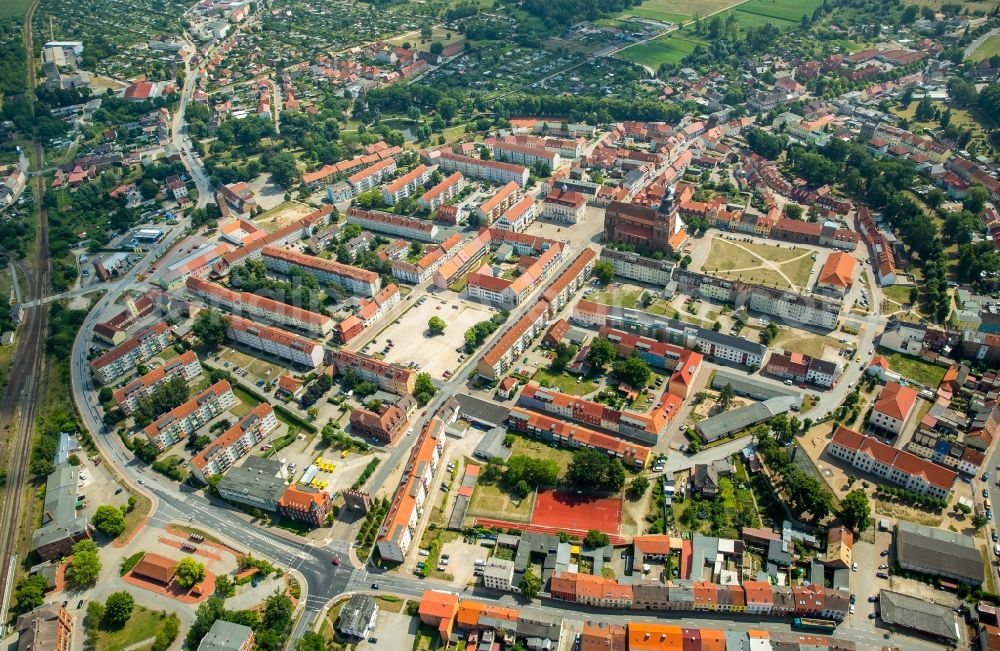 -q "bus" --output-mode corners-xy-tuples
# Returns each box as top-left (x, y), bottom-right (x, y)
(792, 618), (837, 633)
